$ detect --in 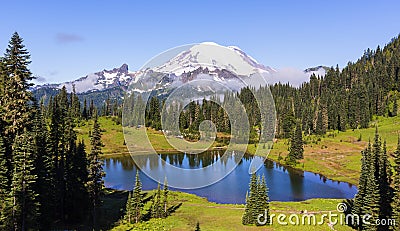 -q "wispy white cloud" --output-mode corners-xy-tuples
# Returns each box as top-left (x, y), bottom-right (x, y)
(35, 76), (47, 83)
(267, 67), (325, 87)
(55, 33), (84, 44)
